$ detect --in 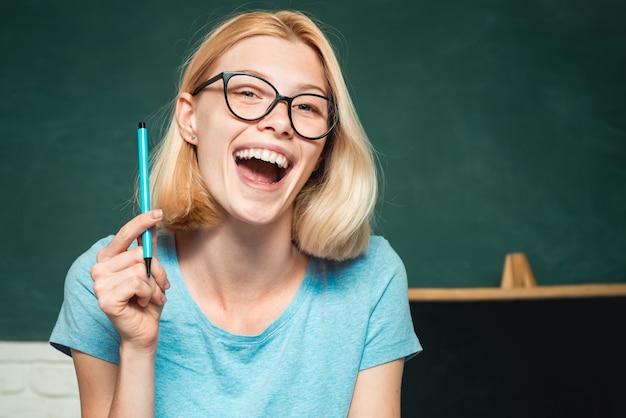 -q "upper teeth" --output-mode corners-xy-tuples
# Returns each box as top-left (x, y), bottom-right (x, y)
(235, 148), (289, 169)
